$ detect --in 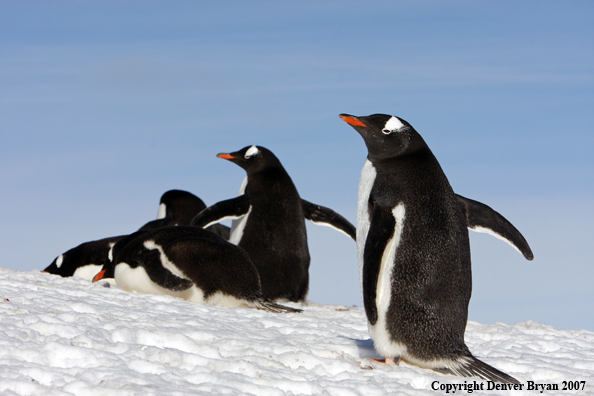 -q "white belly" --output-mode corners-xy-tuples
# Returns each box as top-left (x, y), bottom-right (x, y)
(368, 203), (408, 358)
(230, 206), (251, 245)
(113, 263), (252, 308)
(72, 264), (103, 281)
(114, 263), (205, 301)
(358, 160), (409, 358)
(357, 160), (376, 284)
(229, 176), (250, 245)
